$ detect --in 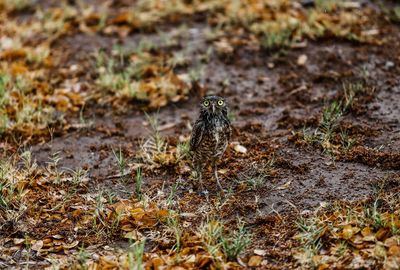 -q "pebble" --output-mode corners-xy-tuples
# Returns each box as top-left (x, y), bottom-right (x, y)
(297, 54), (308, 66)
(385, 61), (395, 69)
(234, 144), (248, 154)
(300, 209), (312, 217)
(254, 249), (267, 256)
